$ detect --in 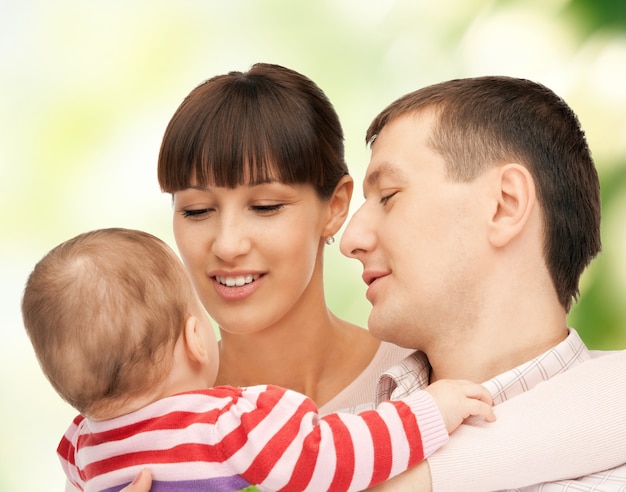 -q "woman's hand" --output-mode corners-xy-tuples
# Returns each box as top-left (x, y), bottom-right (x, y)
(120, 469), (152, 492)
